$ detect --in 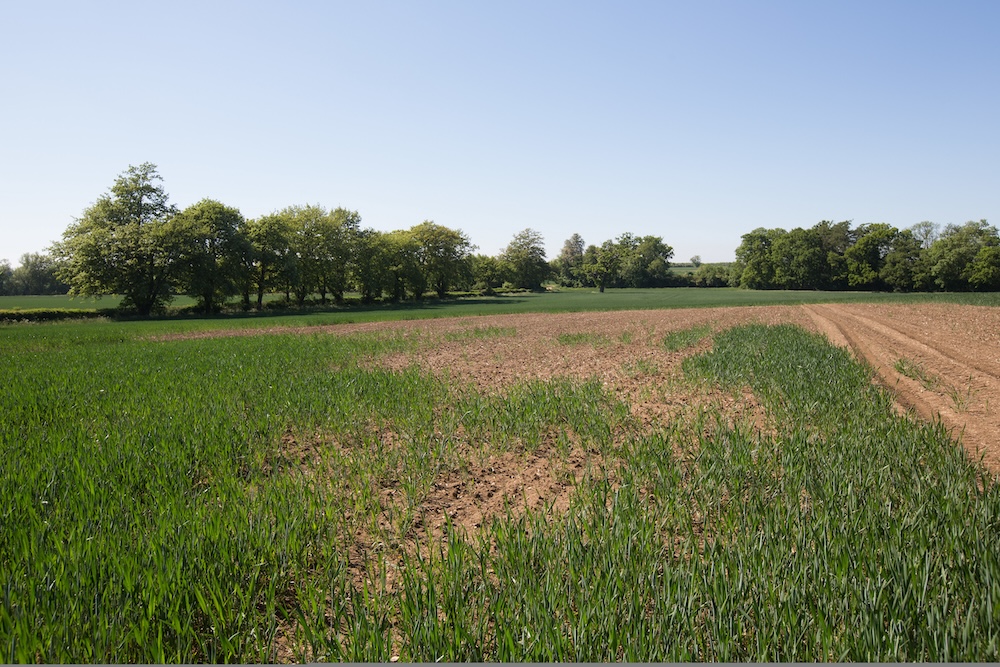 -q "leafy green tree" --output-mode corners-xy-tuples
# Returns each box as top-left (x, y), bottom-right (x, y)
(9, 252), (69, 295)
(770, 227), (826, 289)
(174, 199), (249, 313)
(692, 262), (731, 287)
(811, 220), (854, 289)
(554, 233), (586, 286)
(53, 163), (184, 316)
(771, 228), (817, 289)
(351, 228), (391, 303)
(909, 221), (940, 249)
(470, 253), (507, 293)
(880, 229), (924, 292)
(844, 223), (898, 289)
(926, 220), (999, 291)
(617, 234), (674, 287)
(319, 208), (361, 303)
(909, 248), (937, 291)
(246, 213), (294, 310)
(614, 233), (640, 287)
(733, 228), (781, 289)
(233, 217), (258, 310)
(0, 260), (12, 296)
(500, 228), (550, 290)
(969, 245), (1000, 291)
(280, 205), (360, 305)
(410, 221), (475, 298)
(581, 241), (620, 292)
(282, 205), (323, 305)
(385, 230), (424, 300)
